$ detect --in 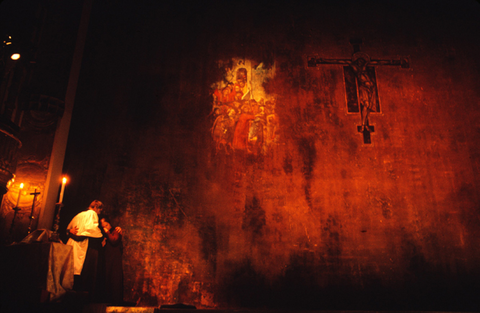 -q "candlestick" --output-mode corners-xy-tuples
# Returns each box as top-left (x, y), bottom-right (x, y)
(15, 183), (24, 207)
(59, 177), (67, 203)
